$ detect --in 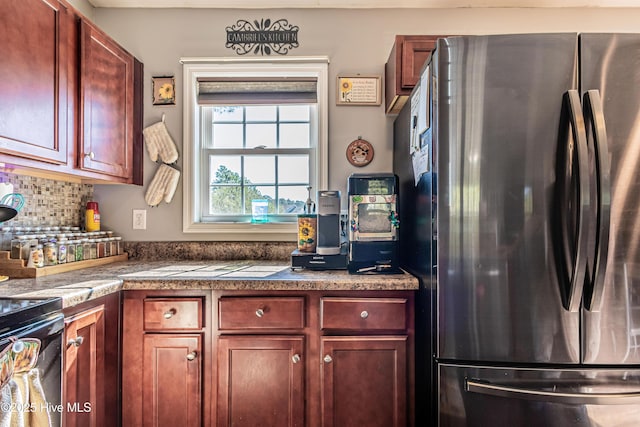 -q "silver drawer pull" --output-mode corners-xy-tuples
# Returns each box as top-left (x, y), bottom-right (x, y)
(186, 351), (197, 361)
(163, 309), (176, 319)
(292, 354), (301, 364)
(360, 310), (369, 319)
(323, 355), (332, 363)
(255, 308), (265, 318)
